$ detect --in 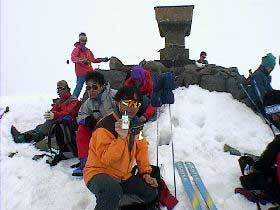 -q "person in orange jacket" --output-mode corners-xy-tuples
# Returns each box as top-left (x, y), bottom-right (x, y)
(71, 32), (109, 98)
(83, 86), (158, 210)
